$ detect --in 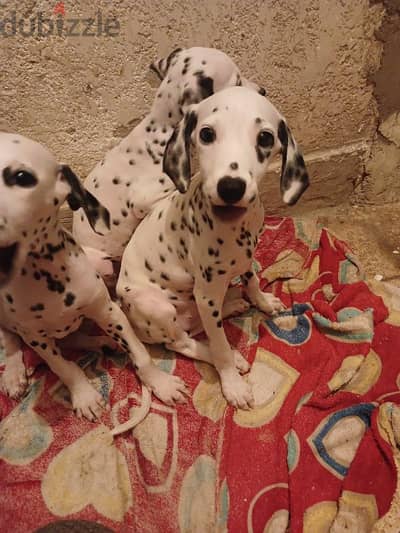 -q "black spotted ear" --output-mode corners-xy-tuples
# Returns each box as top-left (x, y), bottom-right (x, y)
(60, 165), (110, 235)
(277, 120), (309, 205)
(162, 110), (198, 193)
(150, 47), (183, 80)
